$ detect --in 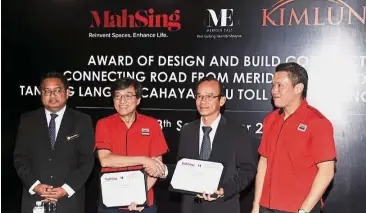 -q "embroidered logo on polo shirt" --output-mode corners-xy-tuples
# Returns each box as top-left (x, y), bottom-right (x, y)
(297, 124), (307, 132)
(141, 128), (150, 136)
